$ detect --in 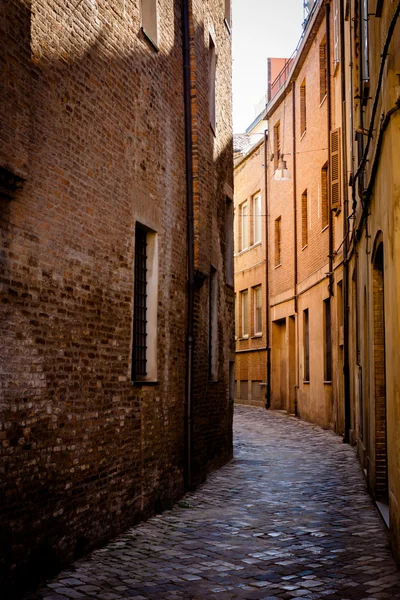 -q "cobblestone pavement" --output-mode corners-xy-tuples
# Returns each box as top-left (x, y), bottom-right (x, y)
(25, 406), (400, 600)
